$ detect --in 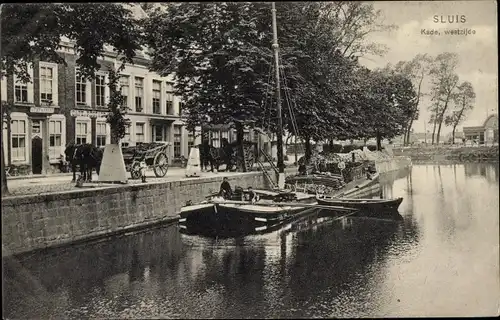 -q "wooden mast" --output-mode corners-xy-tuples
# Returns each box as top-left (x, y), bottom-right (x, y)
(271, 2), (285, 188)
